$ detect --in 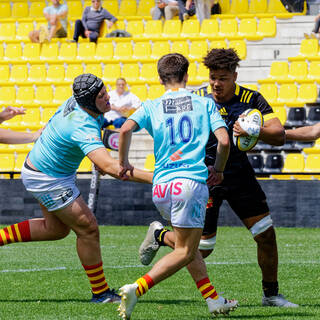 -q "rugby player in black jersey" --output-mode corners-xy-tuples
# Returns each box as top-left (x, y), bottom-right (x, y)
(139, 48), (299, 308)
